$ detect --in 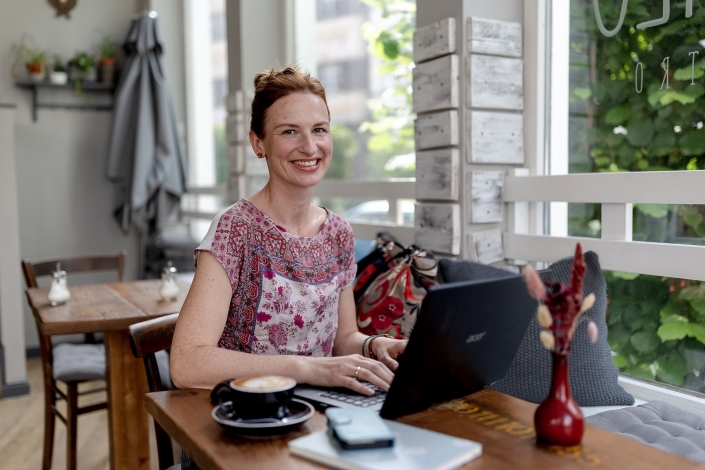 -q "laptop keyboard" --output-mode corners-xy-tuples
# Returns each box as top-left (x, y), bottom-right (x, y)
(319, 382), (386, 407)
